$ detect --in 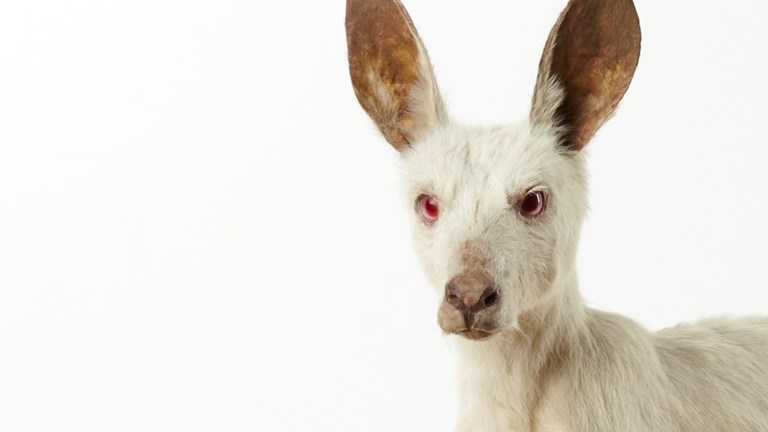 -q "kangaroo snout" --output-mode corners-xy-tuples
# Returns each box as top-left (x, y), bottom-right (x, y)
(438, 271), (501, 340)
(445, 276), (500, 317)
